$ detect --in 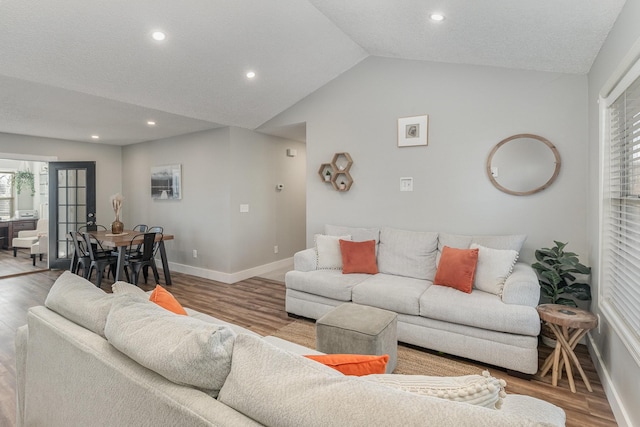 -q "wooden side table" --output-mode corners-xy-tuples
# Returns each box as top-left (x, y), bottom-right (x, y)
(537, 304), (598, 393)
